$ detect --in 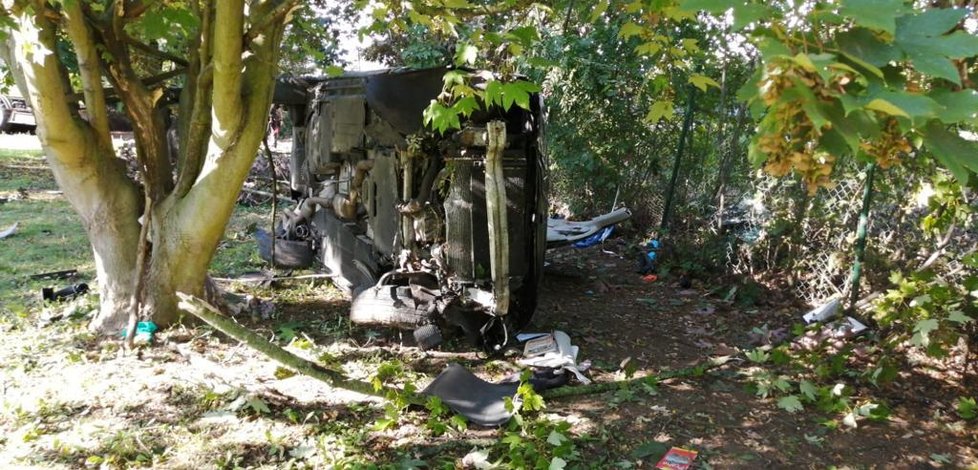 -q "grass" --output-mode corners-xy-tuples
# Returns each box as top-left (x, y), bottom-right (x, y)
(0, 149), (92, 313)
(0, 147), (290, 312)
